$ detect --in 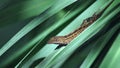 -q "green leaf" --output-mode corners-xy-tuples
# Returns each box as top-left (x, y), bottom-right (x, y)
(100, 31), (120, 68)
(15, 0), (96, 67)
(0, 0), (76, 56)
(36, 0), (120, 68)
(80, 22), (120, 68)
(0, 0), (56, 26)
